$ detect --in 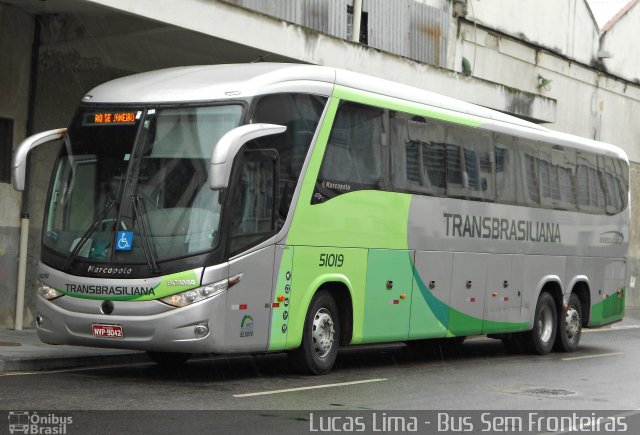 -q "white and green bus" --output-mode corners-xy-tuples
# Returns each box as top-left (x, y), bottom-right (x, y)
(13, 64), (629, 374)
